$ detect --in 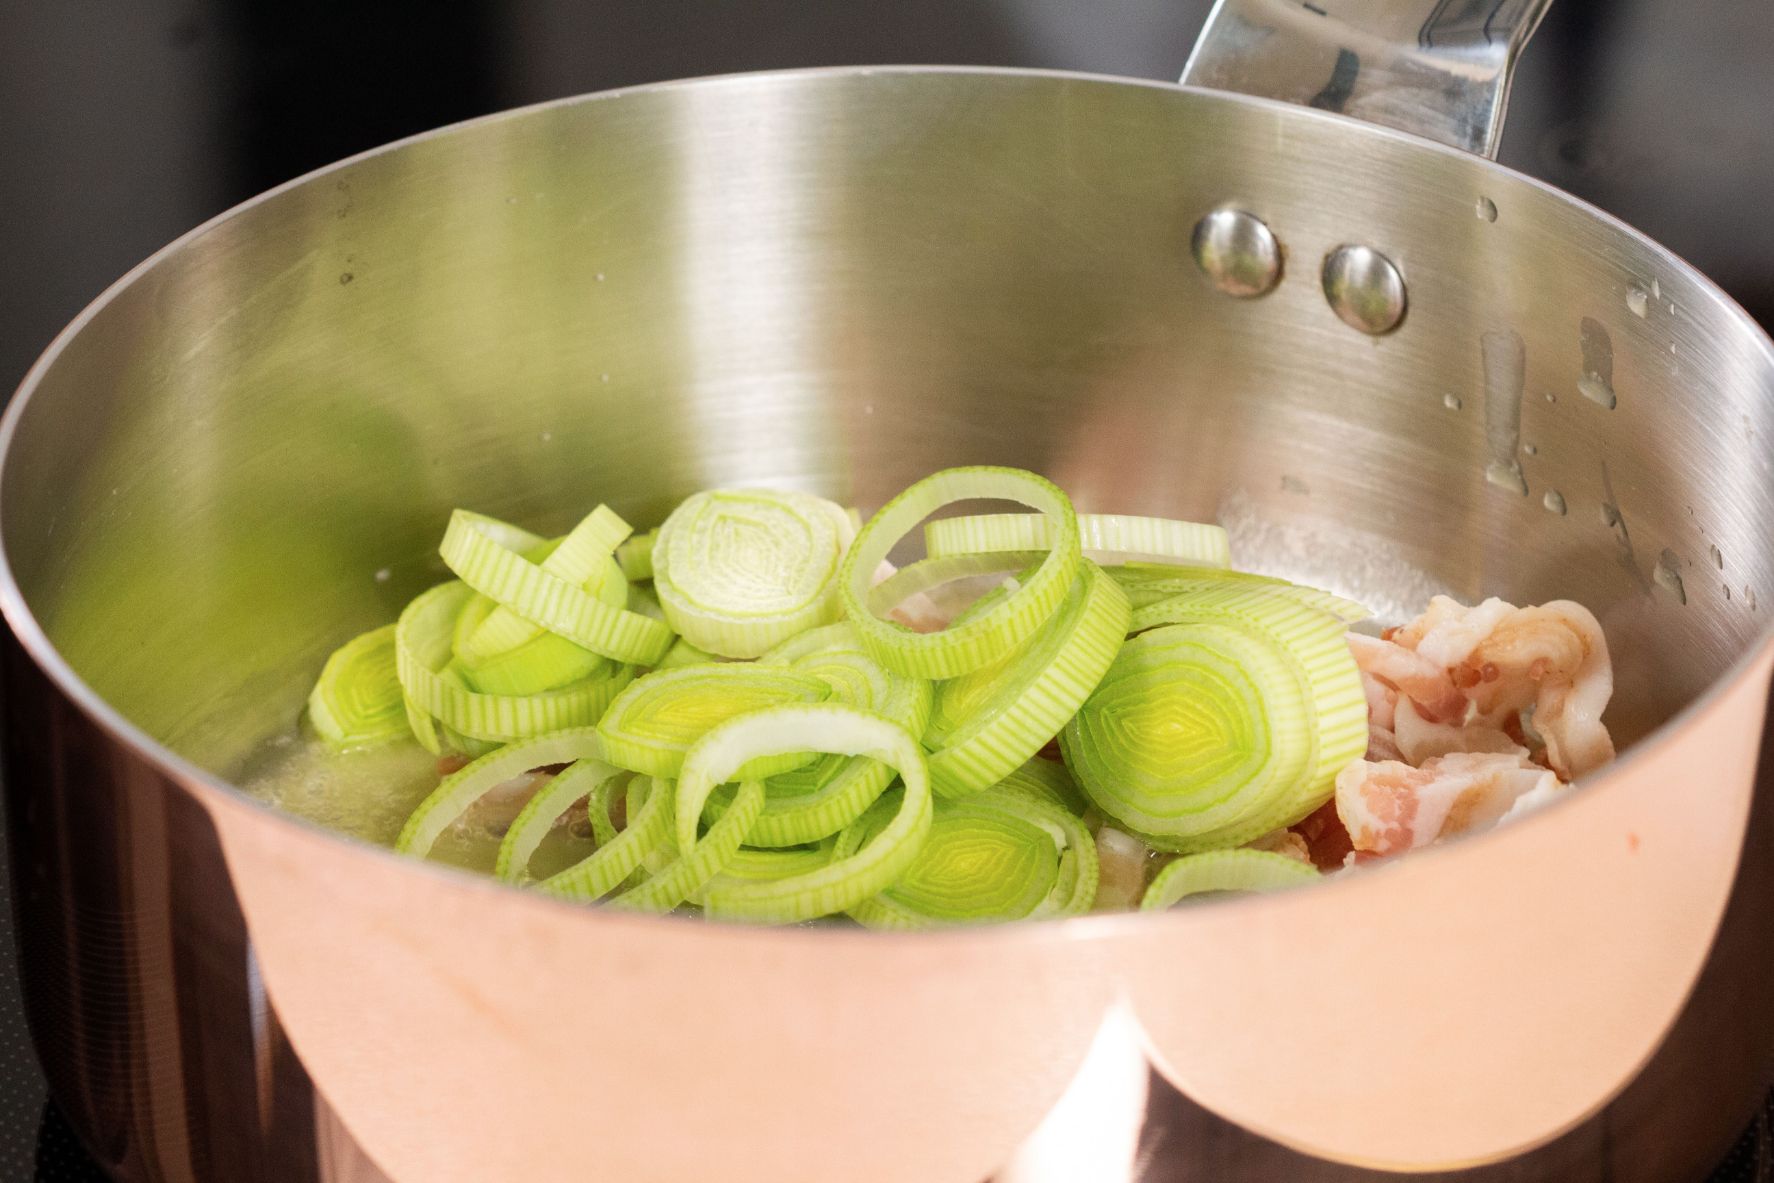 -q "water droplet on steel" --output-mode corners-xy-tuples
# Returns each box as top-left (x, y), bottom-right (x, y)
(1654, 549), (1687, 605)
(1481, 329), (1528, 495)
(1579, 318), (1617, 408)
(374, 568), (392, 583)
(1627, 285), (1649, 317)
(1477, 196), (1498, 223)
(1542, 490), (1567, 515)
(1443, 392), (1463, 411)
(1710, 543), (1723, 569)
(1523, 442), (1538, 456)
